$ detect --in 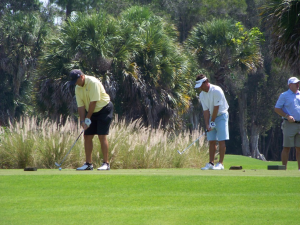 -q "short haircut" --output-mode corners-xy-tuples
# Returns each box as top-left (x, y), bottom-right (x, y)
(196, 74), (209, 82)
